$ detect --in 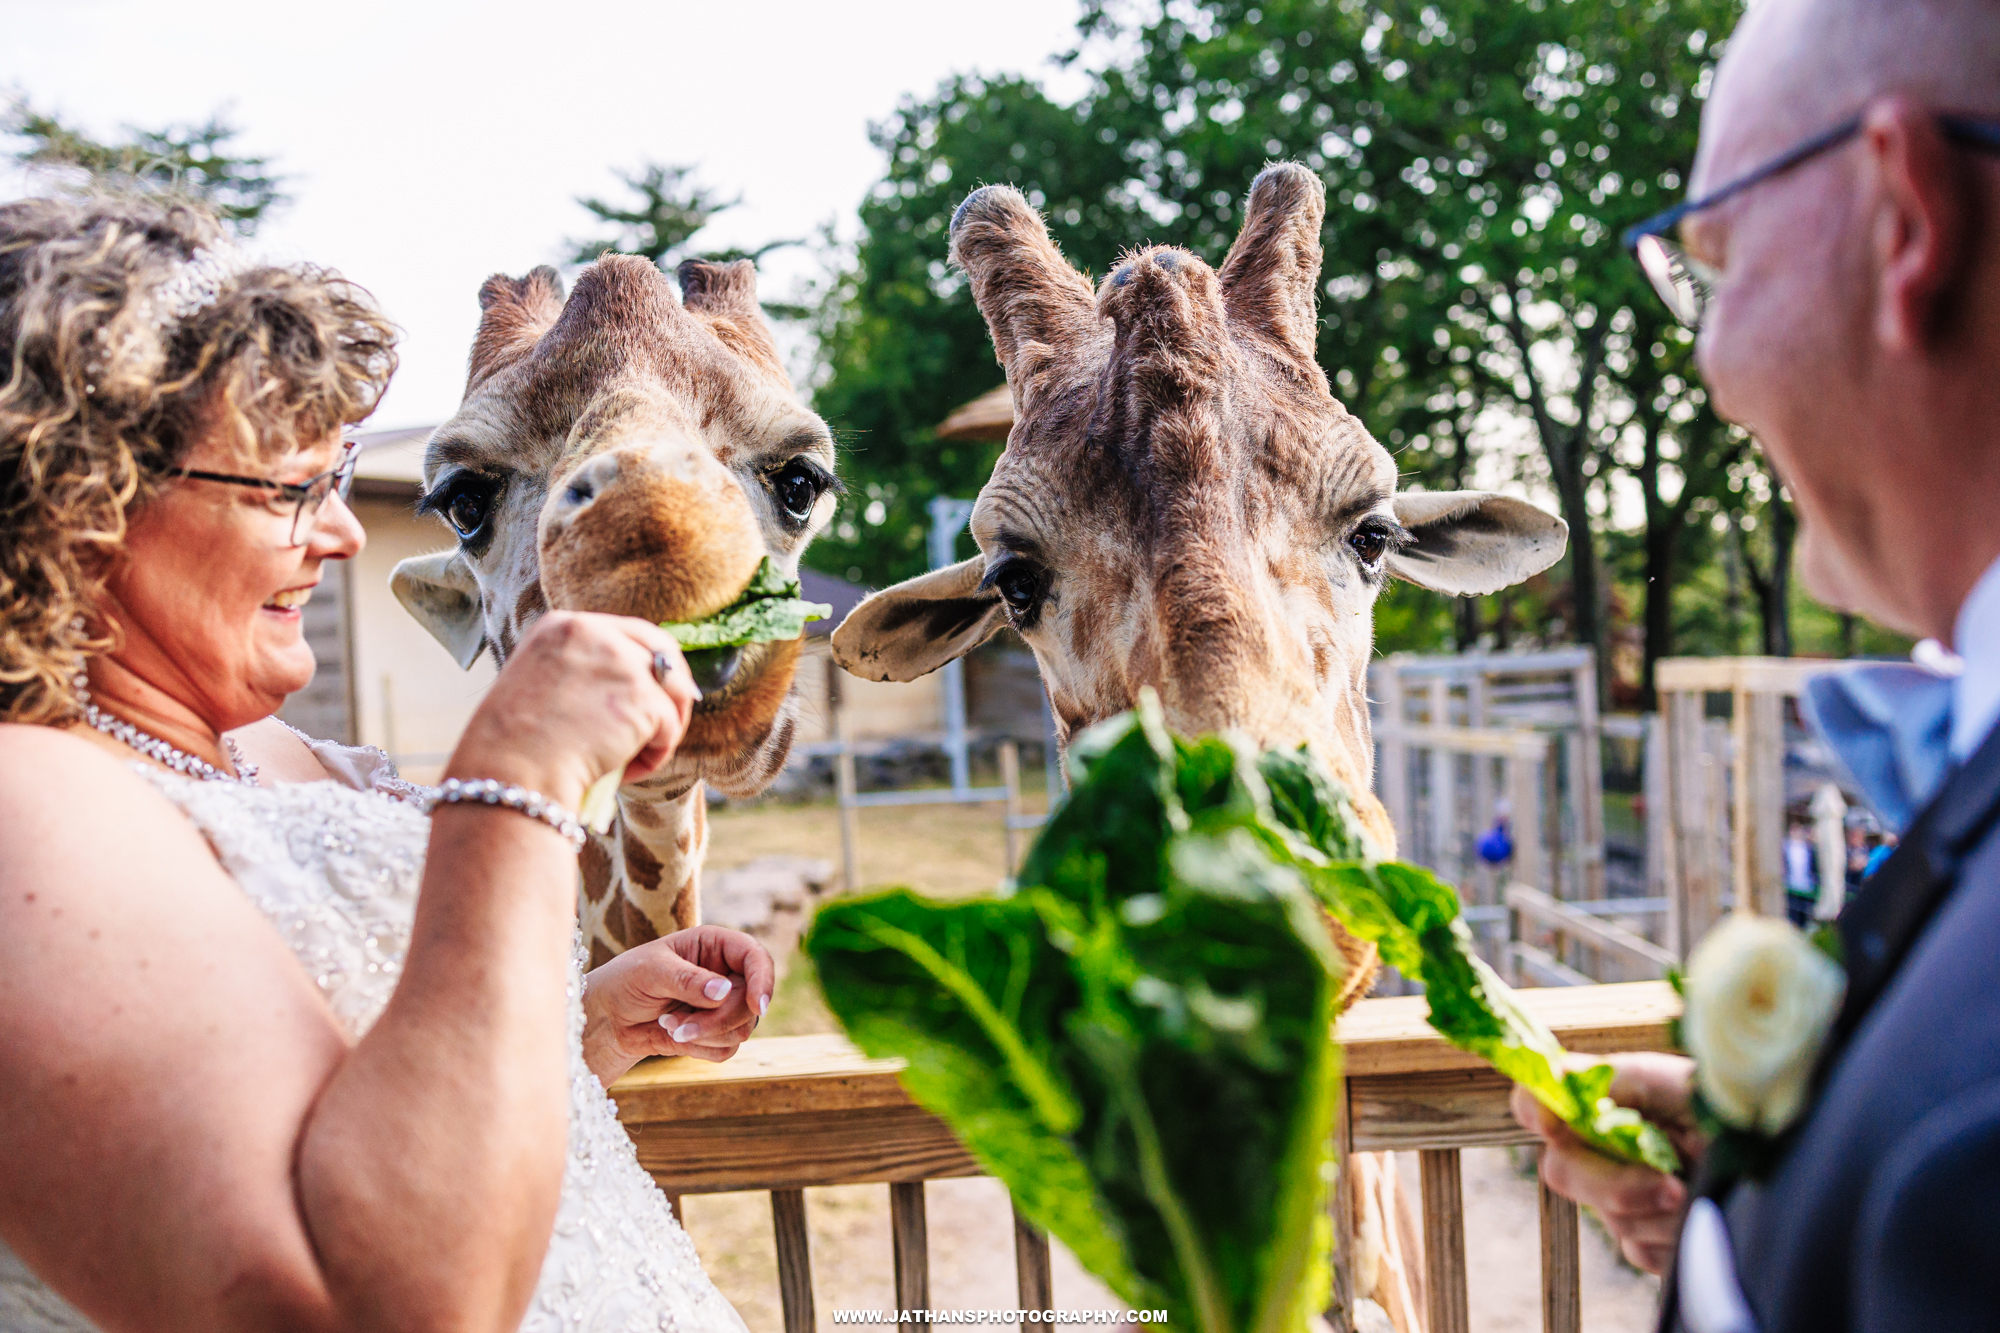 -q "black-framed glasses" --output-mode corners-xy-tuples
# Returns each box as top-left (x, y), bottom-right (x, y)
(1622, 112), (2000, 329)
(174, 439), (361, 546)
